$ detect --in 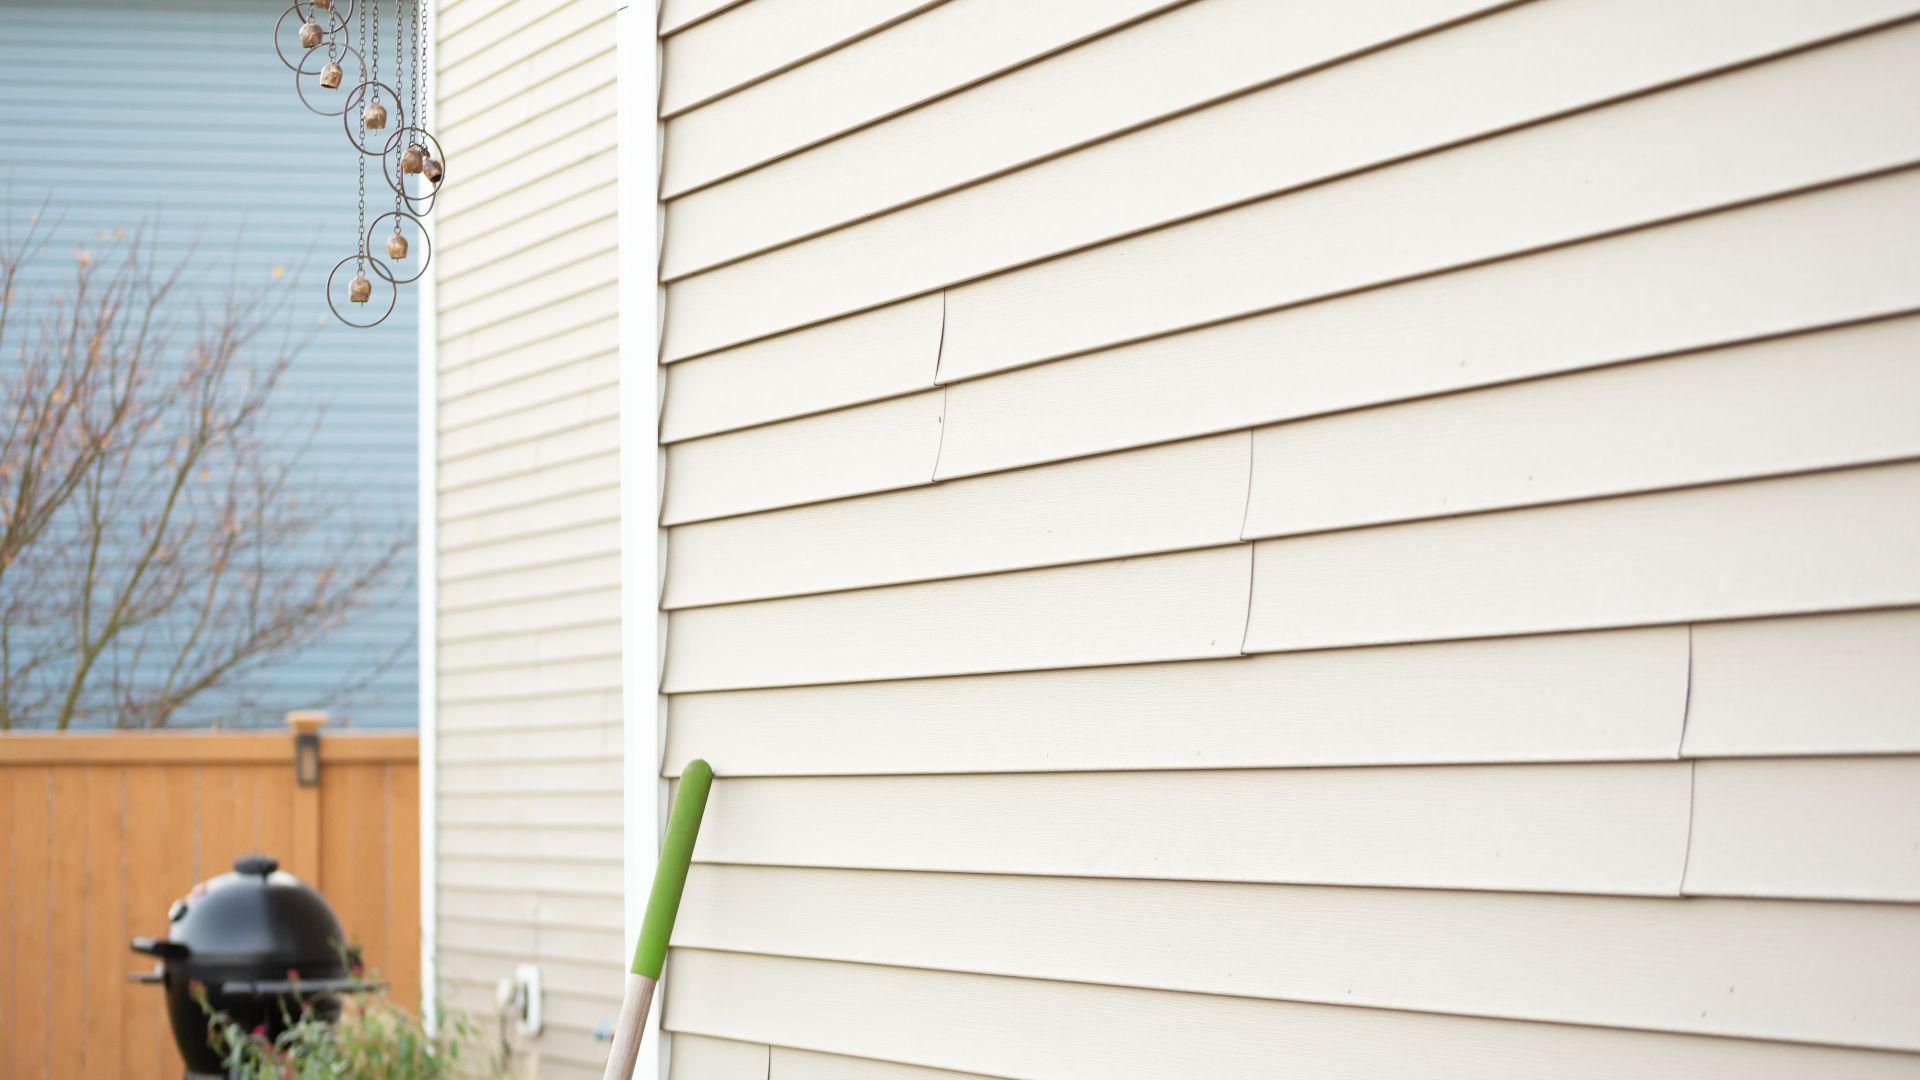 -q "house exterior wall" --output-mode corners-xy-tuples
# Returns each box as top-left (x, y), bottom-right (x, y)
(0, 0), (418, 729)
(645, 1), (1920, 1077)
(431, 0), (624, 1072)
